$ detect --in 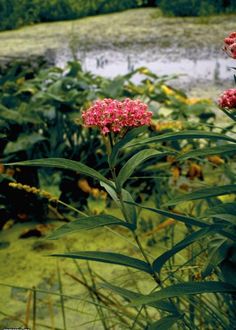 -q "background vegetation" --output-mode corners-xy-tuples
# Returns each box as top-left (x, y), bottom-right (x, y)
(1, 0), (236, 31)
